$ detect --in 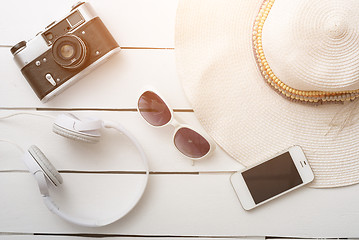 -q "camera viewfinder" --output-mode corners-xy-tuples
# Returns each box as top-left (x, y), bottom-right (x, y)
(42, 11), (84, 46)
(67, 11), (84, 27)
